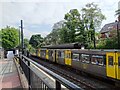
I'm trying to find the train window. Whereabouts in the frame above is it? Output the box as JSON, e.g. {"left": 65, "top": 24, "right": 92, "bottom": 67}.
{"left": 49, "top": 50, "right": 53, "bottom": 56}
{"left": 58, "top": 51, "right": 61, "bottom": 57}
{"left": 65, "top": 53, "right": 71, "bottom": 58}
{"left": 91, "top": 55, "right": 104, "bottom": 66}
{"left": 58, "top": 51, "right": 64, "bottom": 58}
{"left": 61, "top": 52, "right": 64, "bottom": 58}
{"left": 65, "top": 54, "right": 68, "bottom": 58}
{"left": 42, "top": 50, "right": 46, "bottom": 57}
{"left": 103, "top": 56, "right": 106, "bottom": 66}
{"left": 81, "top": 54, "right": 90, "bottom": 63}
{"left": 72, "top": 53, "right": 79, "bottom": 61}
{"left": 108, "top": 56, "right": 113, "bottom": 66}
{"left": 118, "top": 57, "right": 120, "bottom": 66}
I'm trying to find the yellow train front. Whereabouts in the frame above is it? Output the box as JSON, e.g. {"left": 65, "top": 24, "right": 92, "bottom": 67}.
{"left": 32, "top": 43, "right": 120, "bottom": 85}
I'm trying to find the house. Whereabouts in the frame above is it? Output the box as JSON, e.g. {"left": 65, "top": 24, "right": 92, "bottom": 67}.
{"left": 100, "top": 15, "right": 120, "bottom": 38}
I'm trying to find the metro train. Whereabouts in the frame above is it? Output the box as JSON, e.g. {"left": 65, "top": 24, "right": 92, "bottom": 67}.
{"left": 30, "top": 43, "right": 120, "bottom": 84}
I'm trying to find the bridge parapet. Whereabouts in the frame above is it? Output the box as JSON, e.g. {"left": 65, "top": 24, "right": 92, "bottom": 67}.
{"left": 17, "top": 54, "right": 82, "bottom": 90}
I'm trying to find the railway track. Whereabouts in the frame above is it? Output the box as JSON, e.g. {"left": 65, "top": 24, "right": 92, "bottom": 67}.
{"left": 30, "top": 56, "right": 115, "bottom": 89}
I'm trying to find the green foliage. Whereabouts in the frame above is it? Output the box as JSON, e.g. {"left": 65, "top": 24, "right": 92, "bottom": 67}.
{"left": 43, "top": 3, "right": 106, "bottom": 49}
{"left": 1, "top": 26, "right": 19, "bottom": 49}
{"left": 24, "top": 38, "right": 29, "bottom": 48}
{"left": 59, "top": 9, "right": 86, "bottom": 44}
{"left": 23, "top": 38, "right": 33, "bottom": 51}
{"left": 43, "top": 30, "right": 60, "bottom": 45}
{"left": 28, "top": 44, "right": 36, "bottom": 54}
{"left": 29, "top": 34, "right": 43, "bottom": 49}
{"left": 82, "top": 2, "right": 106, "bottom": 29}
{"left": 60, "top": 26, "right": 69, "bottom": 44}
{"left": 96, "top": 39, "right": 106, "bottom": 49}
{"left": 81, "top": 2, "right": 106, "bottom": 48}
{"left": 64, "top": 9, "right": 80, "bottom": 43}
{"left": 96, "top": 36, "right": 119, "bottom": 49}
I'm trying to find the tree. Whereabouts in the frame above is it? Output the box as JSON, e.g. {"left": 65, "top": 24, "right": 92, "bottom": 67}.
{"left": 61, "top": 9, "right": 90, "bottom": 46}
{"left": 43, "top": 21, "right": 65, "bottom": 45}
{"left": 82, "top": 3, "right": 106, "bottom": 29}
{"left": 60, "top": 26, "right": 69, "bottom": 43}
{"left": 64, "top": 9, "right": 81, "bottom": 43}
{"left": 1, "top": 26, "right": 19, "bottom": 49}
{"left": 81, "top": 3, "right": 106, "bottom": 48}
{"left": 29, "top": 34, "right": 43, "bottom": 49}
{"left": 24, "top": 38, "right": 33, "bottom": 51}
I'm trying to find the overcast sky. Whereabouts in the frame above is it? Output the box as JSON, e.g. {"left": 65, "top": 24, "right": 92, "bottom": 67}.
{"left": 0, "top": 0, "right": 120, "bottom": 39}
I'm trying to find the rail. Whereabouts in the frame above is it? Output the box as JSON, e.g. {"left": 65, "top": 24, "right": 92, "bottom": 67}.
{"left": 18, "top": 54, "right": 82, "bottom": 90}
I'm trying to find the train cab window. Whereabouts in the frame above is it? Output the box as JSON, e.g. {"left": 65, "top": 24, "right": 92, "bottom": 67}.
{"left": 91, "top": 55, "right": 104, "bottom": 66}
{"left": 72, "top": 53, "right": 79, "bottom": 61}
{"left": 118, "top": 57, "right": 120, "bottom": 67}
{"left": 81, "top": 54, "right": 90, "bottom": 63}
{"left": 108, "top": 56, "right": 113, "bottom": 66}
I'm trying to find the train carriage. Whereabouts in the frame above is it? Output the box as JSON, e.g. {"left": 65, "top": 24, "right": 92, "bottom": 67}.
{"left": 30, "top": 43, "right": 120, "bottom": 83}
{"left": 40, "top": 48, "right": 47, "bottom": 59}
{"left": 48, "top": 49, "right": 56, "bottom": 62}
{"left": 71, "top": 50, "right": 107, "bottom": 78}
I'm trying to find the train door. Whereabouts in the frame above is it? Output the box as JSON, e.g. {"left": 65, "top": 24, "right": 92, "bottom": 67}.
{"left": 56, "top": 50, "right": 58, "bottom": 63}
{"left": 68, "top": 50, "right": 71, "bottom": 65}
{"left": 65, "top": 50, "right": 71, "bottom": 66}
{"left": 116, "top": 52, "right": 120, "bottom": 80}
{"left": 65, "top": 50, "right": 68, "bottom": 65}
{"left": 46, "top": 50, "right": 49, "bottom": 60}
{"left": 106, "top": 52, "right": 116, "bottom": 79}
{"left": 53, "top": 50, "right": 56, "bottom": 62}
{"left": 38, "top": 49, "right": 40, "bottom": 57}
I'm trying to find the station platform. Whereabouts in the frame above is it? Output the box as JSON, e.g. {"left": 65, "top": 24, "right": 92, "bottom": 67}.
{"left": 0, "top": 58, "right": 22, "bottom": 89}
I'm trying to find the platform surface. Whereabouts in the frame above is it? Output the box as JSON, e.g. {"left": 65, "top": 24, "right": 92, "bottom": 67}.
{"left": 0, "top": 58, "right": 22, "bottom": 89}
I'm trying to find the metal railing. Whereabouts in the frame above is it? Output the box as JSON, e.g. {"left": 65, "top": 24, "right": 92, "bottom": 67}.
{"left": 18, "top": 54, "right": 82, "bottom": 90}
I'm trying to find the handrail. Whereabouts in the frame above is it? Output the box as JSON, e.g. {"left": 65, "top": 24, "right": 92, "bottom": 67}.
{"left": 22, "top": 55, "right": 82, "bottom": 90}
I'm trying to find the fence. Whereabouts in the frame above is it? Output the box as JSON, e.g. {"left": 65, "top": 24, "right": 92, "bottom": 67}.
{"left": 18, "top": 54, "right": 82, "bottom": 90}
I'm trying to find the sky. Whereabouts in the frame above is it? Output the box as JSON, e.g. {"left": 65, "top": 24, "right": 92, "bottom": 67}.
{"left": 0, "top": 0, "right": 120, "bottom": 39}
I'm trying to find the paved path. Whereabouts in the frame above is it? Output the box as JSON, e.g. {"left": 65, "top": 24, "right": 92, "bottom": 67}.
{"left": 0, "top": 58, "right": 22, "bottom": 89}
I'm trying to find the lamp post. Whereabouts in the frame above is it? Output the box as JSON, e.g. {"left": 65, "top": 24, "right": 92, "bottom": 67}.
{"left": 20, "top": 20, "right": 24, "bottom": 54}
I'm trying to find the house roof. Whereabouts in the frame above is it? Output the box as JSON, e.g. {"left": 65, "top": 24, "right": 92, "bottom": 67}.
{"left": 100, "top": 22, "right": 120, "bottom": 33}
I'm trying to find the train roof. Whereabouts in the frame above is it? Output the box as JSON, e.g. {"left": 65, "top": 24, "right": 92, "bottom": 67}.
{"left": 71, "top": 49, "right": 106, "bottom": 55}
{"left": 41, "top": 43, "right": 83, "bottom": 49}
{"left": 72, "top": 49, "right": 120, "bottom": 55}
